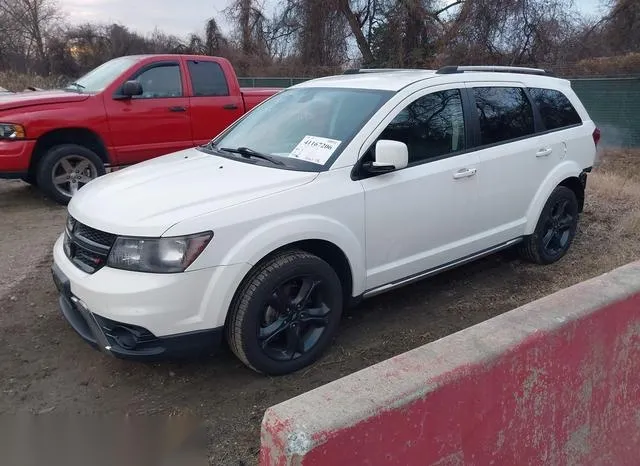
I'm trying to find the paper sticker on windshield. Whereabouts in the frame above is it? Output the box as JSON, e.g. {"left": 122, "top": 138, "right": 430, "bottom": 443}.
{"left": 290, "top": 136, "right": 342, "bottom": 165}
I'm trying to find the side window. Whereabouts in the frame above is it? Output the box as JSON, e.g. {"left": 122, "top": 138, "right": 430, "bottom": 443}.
{"left": 529, "top": 88, "right": 582, "bottom": 131}
{"left": 187, "top": 60, "right": 230, "bottom": 97}
{"left": 134, "top": 63, "right": 183, "bottom": 98}
{"left": 379, "top": 89, "right": 466, "bottom": 164}
{"left": 473, "top": 87, "right": 534, "bottom": 145}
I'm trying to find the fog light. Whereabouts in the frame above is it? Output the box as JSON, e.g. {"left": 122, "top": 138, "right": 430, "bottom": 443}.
{"left": 112, "top": 326, "right": 138, "bottom": 350}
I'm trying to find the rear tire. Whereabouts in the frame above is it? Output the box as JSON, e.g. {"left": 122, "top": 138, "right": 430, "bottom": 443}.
{"left": 519, "top": 186, "right": 579, "bottom": 265}
{"left": 226, "top": 250, "right": 343, "bottom": 375}
{"left": 36, "top": 144, "right": 105, "bottom": 205}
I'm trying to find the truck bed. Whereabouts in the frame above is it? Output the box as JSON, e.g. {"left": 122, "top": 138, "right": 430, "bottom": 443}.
{"left": 241, "top": 87, "right": 281, "bottom": 111}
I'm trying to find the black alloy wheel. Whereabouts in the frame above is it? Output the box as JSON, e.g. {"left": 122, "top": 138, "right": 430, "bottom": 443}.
{"left": 227, "top": 250, "right": 343, "bottom": 375}
{"left": 519, "top": 186, "right": 579, "bottom": 264}
{"left": 541, "top": 198, "right": 574, "bottom": 257}
{"left": 259, "top": 276, "right": 332, "bottom": 362}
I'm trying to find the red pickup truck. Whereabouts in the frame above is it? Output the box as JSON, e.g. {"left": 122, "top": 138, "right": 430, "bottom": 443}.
{"left": 0, "top": 54, "right": 279, "bottom": 203}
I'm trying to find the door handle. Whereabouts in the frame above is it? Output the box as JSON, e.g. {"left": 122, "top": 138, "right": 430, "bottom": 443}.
{"left": 223, "top": 104, "right": 239, "bottom": 110}
{"left": 536, "top": 148, "right": 553, "bottom": 157}
{"left": 169, "top": 106, "right": 187, "bottom": 112}
{"left": 453, "top": 168, "right": 477, "bottom": 179}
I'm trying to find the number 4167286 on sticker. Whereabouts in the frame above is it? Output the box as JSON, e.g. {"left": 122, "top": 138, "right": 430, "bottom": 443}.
{"left": 290, "top": 135, "right": 342, "bottom": 165}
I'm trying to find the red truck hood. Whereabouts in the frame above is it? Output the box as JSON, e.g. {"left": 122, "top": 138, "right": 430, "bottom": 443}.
{"left": 0, "top": 90, "right": 90, "bottom": 111}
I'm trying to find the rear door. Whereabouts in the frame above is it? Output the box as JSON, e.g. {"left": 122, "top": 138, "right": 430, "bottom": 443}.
{"left": 464, "top": 82, "right": 550, "bottom": 248}
{"left": 185, "top": 59, "right": 244, "bottom": 146}
{"left": 528, "top": 86, "right": 586, "bottom": 170}
{"left": 105, "top": 60, "right": 193, "bottom": 165}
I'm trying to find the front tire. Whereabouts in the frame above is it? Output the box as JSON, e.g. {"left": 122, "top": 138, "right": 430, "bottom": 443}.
{"left": 519, "top": 186, "right": 579, "bottom": 264}
{"left": 226, "top": 250, "right": 343, "bottom": 375}
{"left": 36, "top": 144, "right": 105, "bottom": 205}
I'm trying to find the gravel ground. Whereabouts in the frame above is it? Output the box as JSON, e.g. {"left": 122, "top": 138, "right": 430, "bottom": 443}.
{"left": 1, "top": 149, "right": 639, "bottom": 465}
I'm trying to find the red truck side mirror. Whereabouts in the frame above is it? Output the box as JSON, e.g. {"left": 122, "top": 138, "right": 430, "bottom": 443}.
{"left": 115, "top": 80, "right": 143, "bottom": 100}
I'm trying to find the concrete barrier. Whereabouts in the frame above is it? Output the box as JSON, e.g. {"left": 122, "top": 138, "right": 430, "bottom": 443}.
{"left": 260, "top": 260, "right": 640, "bottom": 465}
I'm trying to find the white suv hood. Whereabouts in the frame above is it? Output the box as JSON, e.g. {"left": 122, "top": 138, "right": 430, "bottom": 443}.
{"left": 68, "top": 148, "right": 318, "bottom": 237}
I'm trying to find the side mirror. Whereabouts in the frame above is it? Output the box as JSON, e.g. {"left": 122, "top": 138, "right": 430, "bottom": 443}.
{"left": 363, "top": 140, "right": 408, "bottom": 174}
{"left": 116, "top": 80, "right": 143, "bottom": 99}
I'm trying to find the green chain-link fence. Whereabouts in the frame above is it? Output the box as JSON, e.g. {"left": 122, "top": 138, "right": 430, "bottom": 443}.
{"left": 237, "top": 77, "right": 310, "bottom": 88}
{"left": 239, "top": 76, "right": 640, "bottom": 148}
{"left": 570, "top": 78, "right": 640, "bottom": 148}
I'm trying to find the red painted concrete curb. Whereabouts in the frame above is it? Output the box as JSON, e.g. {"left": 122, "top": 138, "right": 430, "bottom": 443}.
{"left": 260, "top": 261, "right": 640, "bottom": 465}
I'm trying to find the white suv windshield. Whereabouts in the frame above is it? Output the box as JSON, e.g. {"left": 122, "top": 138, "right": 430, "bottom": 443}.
{"left": 209, "top": 87, "right": 394, "bottom": 170}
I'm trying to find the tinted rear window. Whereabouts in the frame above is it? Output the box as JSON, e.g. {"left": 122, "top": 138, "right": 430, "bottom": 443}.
{"left": 529, "top": 88, "right": 582, "bottom": 131}
{"left": 187, "top": 60, "right": 229, "bottom": 97}
{"left": 473, "top": 87, "right": 535, "bottom": 146}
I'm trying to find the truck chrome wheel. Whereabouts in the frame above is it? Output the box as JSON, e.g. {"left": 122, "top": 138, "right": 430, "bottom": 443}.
{"left": 51, "top": 155, "right": 99, "bottom": 197}
{"left": 37, "top": 144, "right": 106, "bottom": 205}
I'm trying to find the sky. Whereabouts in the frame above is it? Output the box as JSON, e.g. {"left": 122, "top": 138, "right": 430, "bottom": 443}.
{"left": 60, "top": 0, "right": 606, "bottom": 38}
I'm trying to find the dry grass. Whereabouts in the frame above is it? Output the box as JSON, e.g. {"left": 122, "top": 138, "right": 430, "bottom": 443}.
{"left": 571, "top": 147, "right": 640, "bottom": 274}
{"left": 0, "top": 71, "right": 66, "bottom": 92}
{"left": 571, "top": 53, "right": 640, "bottom": 77}
{"left": 589, "top": 171, "right": 640, "bottom": 236}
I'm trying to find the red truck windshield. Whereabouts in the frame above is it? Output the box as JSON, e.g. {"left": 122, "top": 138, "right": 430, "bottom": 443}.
{"left": 64, "top": 56, "right": 141, "bottom": 93}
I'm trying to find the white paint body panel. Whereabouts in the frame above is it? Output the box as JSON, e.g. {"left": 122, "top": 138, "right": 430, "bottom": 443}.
{"left": 53, "top": 70, "right": 598, "bottom": 338}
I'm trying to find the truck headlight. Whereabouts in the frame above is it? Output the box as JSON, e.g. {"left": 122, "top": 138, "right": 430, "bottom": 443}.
{"left": 107, "top": 232, "right": 213, "bottom": 273}
{"left": 0, "top": 123, "right": 26, "bottom": 139}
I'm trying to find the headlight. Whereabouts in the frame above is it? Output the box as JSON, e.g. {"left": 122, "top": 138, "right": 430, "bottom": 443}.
{"left": 0, "top": 123, "right": 26, "bottom": 139}
{"left": 107, "top": 231, "right": 213, "bottom": 273}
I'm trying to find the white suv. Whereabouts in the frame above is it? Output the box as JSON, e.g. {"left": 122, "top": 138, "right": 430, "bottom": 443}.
{"left": 51, "top": 66, "right": 599, "bottom": 375}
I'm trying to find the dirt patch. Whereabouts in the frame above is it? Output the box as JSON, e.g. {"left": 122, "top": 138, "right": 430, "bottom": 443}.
{"left": 1, "top": 149, "right": 639, "bottom": 465}
{"left": 0, "top": 180, "right": 65, "bottom": 299}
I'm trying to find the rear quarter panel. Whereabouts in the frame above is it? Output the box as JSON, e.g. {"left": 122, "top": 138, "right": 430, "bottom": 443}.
{"left": 522, "top": 79, "right": 597, "bottom": 234}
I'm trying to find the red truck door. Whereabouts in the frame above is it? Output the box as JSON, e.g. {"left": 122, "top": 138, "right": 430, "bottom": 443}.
{"left": 185, "top": 59, "right": 244, "bottom": 146}
{"left": 104, "top": 60, "right": 193, "bottom": 165}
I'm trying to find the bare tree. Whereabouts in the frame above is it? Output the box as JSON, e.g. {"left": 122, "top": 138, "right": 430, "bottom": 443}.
{"left": 0, "top": 0, "right": 63, "bottom": 73}
{"left": 338, "top": 0, "right": 375, "bottom": 65}
{"left": 224, "top": 0, "right": 268, "bottom": 56}
{"left": 603, "top": 0, "right": 640, "bottom": 53}
{"left": 438, "top": 0, "right": 578, "bottom": 66}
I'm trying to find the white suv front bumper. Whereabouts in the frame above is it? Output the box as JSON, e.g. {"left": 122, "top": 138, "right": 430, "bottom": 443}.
{"left": 51, "top": 234, "right": 250, "bottom": 360}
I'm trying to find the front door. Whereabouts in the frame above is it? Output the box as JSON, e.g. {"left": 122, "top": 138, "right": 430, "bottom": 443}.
{"left": 360, "top": 86, "right": 483, "bottom": 291}
{"left": 105, "top": 60, "right": 193, "bottom": 165}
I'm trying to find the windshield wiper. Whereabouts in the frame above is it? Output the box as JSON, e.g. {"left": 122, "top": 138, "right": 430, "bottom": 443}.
{"left": 220, "top": 147, "right": 285, "bottom": 166}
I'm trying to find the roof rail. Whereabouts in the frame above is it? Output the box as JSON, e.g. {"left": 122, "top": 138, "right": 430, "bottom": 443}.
{"left": 343, "top": 68, "right": 420, "bottom": 75}
{"left": 436, "top": 65, "right": 555, "bottom": 76}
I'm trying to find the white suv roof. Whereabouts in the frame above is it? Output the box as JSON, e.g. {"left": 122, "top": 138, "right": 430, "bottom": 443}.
{"left": 299, "top": 66, "right": 571, "bottom": 91}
